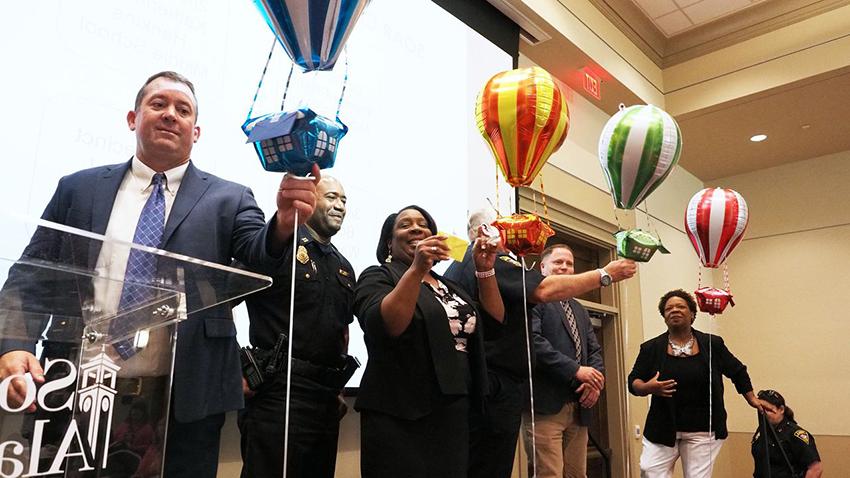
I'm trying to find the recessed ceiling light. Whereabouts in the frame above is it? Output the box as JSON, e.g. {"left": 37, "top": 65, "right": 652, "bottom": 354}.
{"left": 750, "top": 134, "right": 767, "bottom": 142}
{"left": 801, "top": 124, "right": 811, "bottom": 130}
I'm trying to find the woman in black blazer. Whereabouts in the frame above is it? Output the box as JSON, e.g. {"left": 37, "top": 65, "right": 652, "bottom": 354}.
{"left": 354, "top": 205, "right": 503, "bottom": 478}
{"left": 628, "top": 289, "right": 762, "bottom": 478}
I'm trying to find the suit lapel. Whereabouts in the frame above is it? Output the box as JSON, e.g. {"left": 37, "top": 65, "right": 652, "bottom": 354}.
{"left": 571, "top": 300, "right": 588, "bottom": 362}
{"left": 160, "top": 162, "right": 210, "bottom": 248}
{"left": 88, "top": 160, "right": 131, "bottom": 268}
{"left": 91, "top": 160, "right": 132, "bottom": 236}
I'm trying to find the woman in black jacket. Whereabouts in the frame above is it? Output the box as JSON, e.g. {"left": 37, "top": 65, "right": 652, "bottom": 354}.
{"left": 628, "top": 289, "right": 762, "bottom": 478}
{"left": 354, "top": 205, "right": 503, "bottom": 478}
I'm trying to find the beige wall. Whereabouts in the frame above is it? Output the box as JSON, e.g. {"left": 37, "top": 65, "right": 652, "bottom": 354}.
{"left": 703, "top": 150, "right": 850, "bottom": 476}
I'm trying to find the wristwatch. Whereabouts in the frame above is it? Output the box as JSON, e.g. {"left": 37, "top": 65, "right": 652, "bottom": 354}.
{"left": 597, "top": 268, "right": 612, "bottom": 287}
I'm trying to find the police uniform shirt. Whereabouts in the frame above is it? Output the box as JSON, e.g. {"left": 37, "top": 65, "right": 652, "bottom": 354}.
{"left": 244, "top": 225, "right": 355, "bottom": 367}
{"left": 446, "top": 249, "right": 543, "bottom": 379}
{"left": 752, "top": 418, "right": 820, "bottom": 478}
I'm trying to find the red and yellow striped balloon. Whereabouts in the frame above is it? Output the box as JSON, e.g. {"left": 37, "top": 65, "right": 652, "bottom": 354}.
{"left": 476, "top": 67, "right": 570, "bottom": 187}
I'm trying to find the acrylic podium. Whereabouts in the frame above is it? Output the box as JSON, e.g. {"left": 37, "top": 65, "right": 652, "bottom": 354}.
{"left": 0, "top": 216, "right": 272, "bottom": 477}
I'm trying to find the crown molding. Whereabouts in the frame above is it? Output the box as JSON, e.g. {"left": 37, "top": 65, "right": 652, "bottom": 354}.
{"left": 588, "top": 0, "right": 850, "bottom": 69}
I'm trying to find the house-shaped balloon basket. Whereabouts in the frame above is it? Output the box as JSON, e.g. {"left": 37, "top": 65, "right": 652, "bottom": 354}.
{"left": 695, "top": 287, "right": 734, "bottom": 315}
{"left": 615, "top": 228, "right": 670, "bottom": 262}
{"left": 242, "top": 108, "right": 348, "bottom": 176}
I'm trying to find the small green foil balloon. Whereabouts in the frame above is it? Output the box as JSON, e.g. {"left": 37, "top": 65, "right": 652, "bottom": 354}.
{"left": 615, "top": 229, "right": 669, "bottom": 262}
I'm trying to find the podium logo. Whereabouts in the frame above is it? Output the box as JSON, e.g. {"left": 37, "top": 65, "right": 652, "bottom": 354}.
{"left": 0, "top": 352, "right": 120, "bottom": 476}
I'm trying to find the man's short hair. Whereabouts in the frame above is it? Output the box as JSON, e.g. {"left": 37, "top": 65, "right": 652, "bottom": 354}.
{"left": 540, "top": 243, "right": 574, "bottom": 262}
{"left": 466, "top": 209, "right": 496, "bottom": 240}
{"left": 134, "top": 71, "right": 198, "bottom": 117}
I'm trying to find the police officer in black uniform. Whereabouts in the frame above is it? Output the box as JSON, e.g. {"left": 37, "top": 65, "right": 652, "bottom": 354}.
{"left": 444, "top": 209, "right": 636, "bottom": 478}
{"left": 752, "top": 389, "right": 822, "bottom": 478}
{"left": 238, "top": 176, "right": 357, "bottom": 478}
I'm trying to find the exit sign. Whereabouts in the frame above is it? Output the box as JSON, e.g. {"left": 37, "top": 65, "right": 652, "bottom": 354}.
{"left": 583, "top": 70, "right": 601, "bottom": 100}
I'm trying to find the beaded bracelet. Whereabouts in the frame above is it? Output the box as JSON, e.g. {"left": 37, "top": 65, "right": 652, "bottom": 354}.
{"left": 475, "top": 269, "right": 496, "bottom": 279}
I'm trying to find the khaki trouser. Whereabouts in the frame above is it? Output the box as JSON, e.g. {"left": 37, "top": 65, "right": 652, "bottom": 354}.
{"left": 522, "top": 402, "right": 588, "bottom": 478}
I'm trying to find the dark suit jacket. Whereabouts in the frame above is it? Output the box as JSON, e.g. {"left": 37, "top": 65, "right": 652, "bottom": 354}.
{"left": 353, "top": 260, "right": 488, "bottom": 420}
{"left": 627, "top": 328, "right": 753, "bottom": 446}
{"left": 5, "top": 159, "right": 282, "bottom": 422}
{"left": 531, "top": 299, "right": 603, "bottom": 425}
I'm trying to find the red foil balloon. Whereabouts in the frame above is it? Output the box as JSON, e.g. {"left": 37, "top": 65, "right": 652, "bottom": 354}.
{"left": 694, "top": 287, "right": 735, "bottom": 315}
{"left": 492, "top": 214, "right": 554, "bottom": 256}
{"left": 685, "top": 188, "right": 749, "bottom": 268}
{"left": 475, "top": 67, "right": 570, "bottom": 187}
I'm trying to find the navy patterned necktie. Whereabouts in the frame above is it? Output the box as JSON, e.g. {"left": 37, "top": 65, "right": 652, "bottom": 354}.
{"left": 560, "top": 300, "right": 582, "bottom": 363}
{"left": 111, "top": 173, "right": 166, "bottom": 359}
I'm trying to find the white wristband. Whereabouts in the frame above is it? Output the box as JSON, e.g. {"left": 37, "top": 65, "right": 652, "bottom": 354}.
{"left": 475, "top": 269, "right": 496, "bottom": 279}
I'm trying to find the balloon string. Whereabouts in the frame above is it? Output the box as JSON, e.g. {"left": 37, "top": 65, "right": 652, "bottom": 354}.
{"left": 280, "top": 61, "right": 295, "bottom": 111}
{"left": 246, "top": 38, "right": 277, "bottom": 123}
{"left": 538, "top": 173, "right": 550, "bottom": 225}
{"left": 335, "top": 48, "right": 349, "bottom": 120}
{"left": 697, "top": 265, "right": 702, "bottom": 289}
{"left": 532, "top": 190, "right": 539, "bottom": 216}
{"left": 495, "top": 170, "right": 501, "bottom": 216}
{"left": 521, "top": 256, "right": 538, "bottom": 478}
{"left": 644, "top": 196, "right": 660, "bottom": 239}
{"left": 705, "top": 320, "right": 717, "bottom": 468}
{"left": 723, "top": 263, "right": 730, "bottom": 291}
{"left": 283, "top": 208, "right": 299, "bottom": 478}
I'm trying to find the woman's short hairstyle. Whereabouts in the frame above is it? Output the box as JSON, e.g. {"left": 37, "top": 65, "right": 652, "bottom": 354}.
{"left": 758, "top": 389, "right": 795, "bottom": 421}
{"left": 658, "top": 289, "right": 698, "bottom": 317}
{"left": 375, "top": 205, "right": 438, "bottom": 263}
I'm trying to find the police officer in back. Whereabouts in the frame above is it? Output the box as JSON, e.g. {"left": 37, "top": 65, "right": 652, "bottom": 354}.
{"left": 752, "top": 389, "right": 823, "bottom": 478}
{"left": 238, "top": 175, "right": 358, "bottom": 478}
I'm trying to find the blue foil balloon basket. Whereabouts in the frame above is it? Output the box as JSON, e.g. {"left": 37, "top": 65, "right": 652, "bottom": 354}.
{"left": 242, "top": 108, "right": 348, "bottom": 176}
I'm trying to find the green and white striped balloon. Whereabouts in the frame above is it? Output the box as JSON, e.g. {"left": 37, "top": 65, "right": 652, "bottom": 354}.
{"left": 598, "top": 104, "right": 682, "bottom": 210}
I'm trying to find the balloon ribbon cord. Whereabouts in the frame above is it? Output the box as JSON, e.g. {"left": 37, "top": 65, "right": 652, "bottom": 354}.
{"left": 247, "top": 38, "right": 277, "bottom": 123}
{"left": 521, "top": 257, "right": 538, "bottom": 477}
{"left": 283, "top": 209, "right": 298, "bottom": 478}
{"left": 335, "top": 49, "right": 350, "bottom": 120}
{"left": 539, "top": 174, "right": 550, "bottom": 225}
{"left": 280, "top": 61, "right": 295, "bottom": 112}
{"left": 708, "top": 313, "right": 715, "bottom": 476}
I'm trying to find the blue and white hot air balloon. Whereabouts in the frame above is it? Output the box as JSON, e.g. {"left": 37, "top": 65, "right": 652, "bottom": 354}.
{"left": 253, "top": 0, "right": 371, "bottom": 72}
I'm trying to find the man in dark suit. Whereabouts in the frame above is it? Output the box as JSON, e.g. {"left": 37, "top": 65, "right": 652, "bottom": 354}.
{"left": 524, "top": 244, "right": 604, "bottom": 478}
{"left": 0, "top": 71, "right": 319, "bottom": 477}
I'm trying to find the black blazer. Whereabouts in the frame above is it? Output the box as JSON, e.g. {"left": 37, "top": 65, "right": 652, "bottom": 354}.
{"left": 1, "top": 160, "right": 283, "bottom": 422}
{"left": 354, "top": 260, "right": 488, "bottom": 420}
{"left": 627, "top": 328, "right": 753, "bottom": 446}
{"left": 531, "top": 299, "right": 603, "bottom": 425}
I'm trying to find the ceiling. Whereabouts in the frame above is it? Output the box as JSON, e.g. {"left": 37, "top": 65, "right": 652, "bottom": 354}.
{"left": 631, "top": 0, "right": 767, "bottom": 37}
{"left": 492, "top": 0, "right": 850, "bottom": 181}
{"left": 588, "top": 0, "right": 850, "bottom": 67}
{"left": 676, "top": 66, "right": 850, "bottom": 180}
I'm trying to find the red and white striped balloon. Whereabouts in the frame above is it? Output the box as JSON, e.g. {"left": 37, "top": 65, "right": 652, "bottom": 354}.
{"left": 685, "top": 188, "right": 749, "bottom": 268}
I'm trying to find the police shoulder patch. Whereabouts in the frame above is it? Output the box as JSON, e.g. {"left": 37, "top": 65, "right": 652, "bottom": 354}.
{"left": 794, "top": 429, "right": 810, "bottom": 445}
{"left": 499, "top": 256, "right": 521, "bottom": 267}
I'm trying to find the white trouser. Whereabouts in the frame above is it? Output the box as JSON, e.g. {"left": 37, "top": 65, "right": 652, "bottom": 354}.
{"left": 640, "top": 432, "right": 724, "bottom": 478}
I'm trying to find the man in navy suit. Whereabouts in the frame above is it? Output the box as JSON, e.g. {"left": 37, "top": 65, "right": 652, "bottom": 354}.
{"left": 0, "top": 71, "right": 320, "bottom": 477}
{"left": 524, "top": 244, "right": 604, "bottom": 478}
